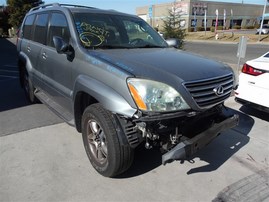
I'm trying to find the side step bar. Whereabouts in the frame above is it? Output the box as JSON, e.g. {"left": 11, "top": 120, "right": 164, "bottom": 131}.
{"left": 35, "top": 90, "right": 75, "bottom": 126}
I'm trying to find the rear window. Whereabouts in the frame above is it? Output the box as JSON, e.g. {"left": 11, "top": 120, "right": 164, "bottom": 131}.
{"left": 264, "top": 53, "right": 269, "bottom": 58}
{"left": 23, "top": 14, "right": 35, "bottom": 40}
{"left": 33, "top": 13, "right": 49, "bottom": 45}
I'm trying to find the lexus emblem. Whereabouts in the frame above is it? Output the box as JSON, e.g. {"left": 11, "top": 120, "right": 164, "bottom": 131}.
{"left": 213, "top": 85, "right": 224, "bottom": 96}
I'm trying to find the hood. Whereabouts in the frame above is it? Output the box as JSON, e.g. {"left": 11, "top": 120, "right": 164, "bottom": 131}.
{"left": 90, "top": 48, "right": 233, "bottom": 84}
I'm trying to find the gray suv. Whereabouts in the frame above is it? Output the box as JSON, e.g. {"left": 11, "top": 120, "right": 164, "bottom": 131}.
{"left": 17, "top": 3, "right": 239, "bottom": 177}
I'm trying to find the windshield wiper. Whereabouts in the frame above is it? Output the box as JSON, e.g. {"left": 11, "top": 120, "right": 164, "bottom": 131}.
{"left": 95, "top": 45, "right": 131, "bottom": 49}
{"left": 137, "top": 44, "right": 165, "bottom": 48}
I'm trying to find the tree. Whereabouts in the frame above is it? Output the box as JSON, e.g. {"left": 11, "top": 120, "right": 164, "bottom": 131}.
{"left": 0, "top": 6, "right": 10, "bottom": 35}
{"left": 6, "top": 0, "right": 43, "bottom": 28}
{"left": 162, "top": 1, "right": 186, "bottom": 49}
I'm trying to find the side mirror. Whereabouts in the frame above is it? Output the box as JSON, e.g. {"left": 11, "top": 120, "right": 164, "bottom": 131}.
{"left": 166, "top": 38, "right": 182, "bottom": 49}
{"left": 53, "top": 36, "right": 69, "bottom": 54}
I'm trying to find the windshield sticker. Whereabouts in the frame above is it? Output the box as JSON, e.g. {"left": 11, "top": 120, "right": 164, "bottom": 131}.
{"left": 76, "top": 22, "right": 109, "bottom": 47}
{"left": 79, "top": 32, "right": 103, "bottom": 47}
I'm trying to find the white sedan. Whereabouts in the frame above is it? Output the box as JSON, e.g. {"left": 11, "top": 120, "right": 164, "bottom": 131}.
{"left": 235, "top": 52, "right": 269, "bottom": 111}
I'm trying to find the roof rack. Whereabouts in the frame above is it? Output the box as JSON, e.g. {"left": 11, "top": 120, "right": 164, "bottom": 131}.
{"left": 29, "top": 3, "right": 97, "bottom": 12}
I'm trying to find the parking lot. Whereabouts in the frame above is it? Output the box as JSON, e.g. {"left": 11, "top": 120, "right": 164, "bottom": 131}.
{"left": 0, "top": 38, "right": 268, "bottom": 201}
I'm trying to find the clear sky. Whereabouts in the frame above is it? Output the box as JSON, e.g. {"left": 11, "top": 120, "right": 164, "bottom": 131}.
{"left": 0, "top": 0, "right": 266, "bottom": 14}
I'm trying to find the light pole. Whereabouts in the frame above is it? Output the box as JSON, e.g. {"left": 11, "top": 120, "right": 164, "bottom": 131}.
{"left": 258, "top": 0, "right": 268, "bottom": 41}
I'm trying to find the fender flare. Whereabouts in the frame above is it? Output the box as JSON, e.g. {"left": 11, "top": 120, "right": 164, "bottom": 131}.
{"left": 73, "top": 75, "right": 137, "bottom": 118}
{"left": 18, "top": 52, "right": 34, "bottom": 75}
{"left": 18, "top": 52, "right": 33, "bottom": 86}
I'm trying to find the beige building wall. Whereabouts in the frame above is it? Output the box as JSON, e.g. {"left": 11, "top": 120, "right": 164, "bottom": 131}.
{"left": 136, "top": 0, "right": 268, "bottom": 31}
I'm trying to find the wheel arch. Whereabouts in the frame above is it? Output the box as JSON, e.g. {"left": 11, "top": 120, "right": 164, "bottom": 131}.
{"left": 18, "top": 53, "right": 27, "bottom": 87}
{"left": 73, "top": 75, "right": 137, "bottom": 132}
{"left": 74, "top": 91, "right": 98, "bottom": 132}
{"left": 17, "top": 52, "right": 33, "bottom": 87}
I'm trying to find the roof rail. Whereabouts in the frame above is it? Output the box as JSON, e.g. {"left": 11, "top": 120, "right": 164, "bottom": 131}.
{"left": 29, "top": 3, "right": 96, "bottom": 12}
{"left": 59, "top": 4, "right": 97, "bottom": 9}
{"left": 29, "top": 3, "right": 60, "bottom": 12}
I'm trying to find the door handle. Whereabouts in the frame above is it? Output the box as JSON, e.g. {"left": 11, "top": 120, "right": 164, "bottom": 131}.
{"left": 42, "top": 52, "right": 47, "bottom": 59}
{"left": 27, "top": 46, "right": 31, "bottom": 52}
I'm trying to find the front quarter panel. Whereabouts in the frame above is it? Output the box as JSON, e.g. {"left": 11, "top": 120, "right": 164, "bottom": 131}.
{"left": 73, "top": 75, "right": 137, "bottom": 117}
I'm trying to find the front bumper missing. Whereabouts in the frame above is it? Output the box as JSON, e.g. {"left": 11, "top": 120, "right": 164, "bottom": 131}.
{"left": 162, "top": 114, "right": 239, "bottom": 165}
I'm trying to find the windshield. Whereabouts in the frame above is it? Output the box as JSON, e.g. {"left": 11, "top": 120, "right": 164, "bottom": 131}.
{"left": 72, "top": 12, "right": 167, "bottom": 49}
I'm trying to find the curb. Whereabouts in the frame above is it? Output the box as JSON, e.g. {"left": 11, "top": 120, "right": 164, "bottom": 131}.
{"left": 185, "top": 39, "right": 269, "bottom": 45}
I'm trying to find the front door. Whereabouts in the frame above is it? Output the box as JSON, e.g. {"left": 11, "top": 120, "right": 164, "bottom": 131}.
{"left": 38, "top": 12, "right": 73, "bottom": 113}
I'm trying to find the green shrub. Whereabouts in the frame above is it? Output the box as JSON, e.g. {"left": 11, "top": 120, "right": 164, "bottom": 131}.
{"left": 210, "top": 26, "right": 223, "bottom": 32}
{"left": 242, "top": 25, "right": 254, "bottom": 29}
{"left": 188, "top": 27, "right": 209, "bottom": 32}
{"left": 254, "top": 24, "right": 261, "bottom": 29}
{"left": 196, "top": 27, "right": 204, "bottom": 31}
{"left": 188, "top": 27, "right": 194, "bottom": 32}
{"left": 210, "top": 26, "right": 215, "bottom": 32}
{"left": 233, "top": 25, "right": 241, "bottom": 29}
{"left": 246, "top": 25, "right": 254, "bottom": 29}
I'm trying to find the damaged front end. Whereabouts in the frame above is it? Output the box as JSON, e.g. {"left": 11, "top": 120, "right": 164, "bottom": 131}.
{"left": 119, "top": 104, "right": 239, "bottom": 165}
{"left": 161, "top": 112, "right": 239, "bottom": 165}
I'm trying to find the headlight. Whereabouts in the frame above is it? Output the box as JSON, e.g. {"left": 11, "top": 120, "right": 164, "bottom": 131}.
{"left": 127, "top": 78, "right": 190, "bottom": 112}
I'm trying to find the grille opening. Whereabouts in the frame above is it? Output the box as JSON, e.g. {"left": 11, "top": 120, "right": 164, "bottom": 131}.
{"left": 184, "top": 73, "right": 234, "bottom": 108}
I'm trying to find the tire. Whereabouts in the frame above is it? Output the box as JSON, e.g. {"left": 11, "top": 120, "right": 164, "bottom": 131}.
{"left": 22, "top": 69, "right": 37, "bottom": 103}
{"left": 82, "top": 103, "right": 134, "bottom": 177}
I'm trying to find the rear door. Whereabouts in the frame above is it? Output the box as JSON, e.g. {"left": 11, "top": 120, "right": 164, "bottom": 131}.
{"left": 20, "top": 13, "right": 48, "bottom": 88}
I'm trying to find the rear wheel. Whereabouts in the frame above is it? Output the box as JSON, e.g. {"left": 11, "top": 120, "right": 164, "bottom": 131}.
{"left": 22, "top": 70, "right": 37, "bottom": 103}
{"left": 82, "top": 103, "right": 134, "bottom": 177}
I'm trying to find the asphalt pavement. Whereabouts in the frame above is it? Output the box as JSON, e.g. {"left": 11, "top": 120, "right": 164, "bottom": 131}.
{"left": 0, "top": 38, "right": 63, "bottom": 136}
{"left": 1, "top": 97, "right": 269, "bottom": 201}
{"left": 0, "top": 38, "right": 268, "bottom": 202}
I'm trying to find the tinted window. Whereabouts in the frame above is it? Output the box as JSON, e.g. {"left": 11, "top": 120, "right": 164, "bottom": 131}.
{"left": 33, "top": 13, "right": 49, "bottom": 44}
{"left": 48, "top": 13, "right": 70, "bottom": 47}
{"left": 23, "top": 14, "right": 35, "bottom": 40}
{"left": 264, "top": 53, "right": 269, "bottom": 58}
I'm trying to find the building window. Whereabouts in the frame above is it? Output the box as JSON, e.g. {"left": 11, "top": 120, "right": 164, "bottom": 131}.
{"left": 191, "top": 19, "right": 197, "bottom": 27}
{"left": 231, "top": 19, "right": 242, "bottom": 27}
{"left": 212, "top": 20, "right": 224, "bottom": 27}
{"left": 192, "top": 3, "right": 207, "bottom": 16}
{"left": 202, "top": 19, "right": 208, "bottom": 28}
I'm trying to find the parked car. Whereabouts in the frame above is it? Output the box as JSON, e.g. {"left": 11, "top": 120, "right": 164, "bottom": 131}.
{"left": 235, "top": 52, "right": 269, "bottom": 112}
{"left": 256, "top": 25, "right": 269, "bottom": 34}
{"left": 17, "top": 3, "right": 238, "bottom": 177}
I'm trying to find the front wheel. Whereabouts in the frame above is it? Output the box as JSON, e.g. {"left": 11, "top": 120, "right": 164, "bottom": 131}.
{"left": 82, "top": 103, "right": 134, "bottom": 177}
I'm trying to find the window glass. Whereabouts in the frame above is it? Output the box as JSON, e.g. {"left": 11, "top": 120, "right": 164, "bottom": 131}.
{"left": 33, "top": 13, "right": 49, "bottom": 44}
{"left": 123, "top": 20, "right": 154, "bottom": 43}
{"left": 48, "top": 13, "right": 70, "bottom": 47}
{"left": 73, "top": 13, "right": 166, "bottom": 49}
{"left": 23, "top": 14, "right": 35, "bottom": 40}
